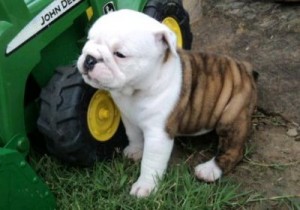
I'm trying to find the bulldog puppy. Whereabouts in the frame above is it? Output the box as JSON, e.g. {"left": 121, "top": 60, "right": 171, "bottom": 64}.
{"left": 77, "top": 9, "right": 257, "bottom": 198}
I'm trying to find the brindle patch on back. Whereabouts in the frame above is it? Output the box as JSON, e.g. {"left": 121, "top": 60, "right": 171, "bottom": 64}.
{"left": 165, "top": 49, "right": 257, "bottom": 139}
{"left": 165, "top": 49, "right": 257, "bottom": 176}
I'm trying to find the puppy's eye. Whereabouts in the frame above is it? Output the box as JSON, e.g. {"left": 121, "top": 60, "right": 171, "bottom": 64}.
{"left": 114, "top": 51, "right": 126, "bottom": 58}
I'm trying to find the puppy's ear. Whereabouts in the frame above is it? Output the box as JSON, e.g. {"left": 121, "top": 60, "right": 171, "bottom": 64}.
{"left": 154, "top": 29, "right": 178, "bottom": 57}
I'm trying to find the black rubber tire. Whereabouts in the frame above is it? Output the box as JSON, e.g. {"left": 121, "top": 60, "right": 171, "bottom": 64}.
{"left": 144, "top": 0, "right": 193, "bottom": 50}
{"left": 37, "top": 66, "right": 127, "bottom": 166}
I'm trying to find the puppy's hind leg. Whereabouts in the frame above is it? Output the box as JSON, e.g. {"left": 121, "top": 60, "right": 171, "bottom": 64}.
{"left": 122, "top": 116, "right": 144, "bottom": 162}
{"left": 195, "top": 157, "right": 222, "bottom": 182}
{"left": 195, "top": 110, "right": 251, "bottom": 182}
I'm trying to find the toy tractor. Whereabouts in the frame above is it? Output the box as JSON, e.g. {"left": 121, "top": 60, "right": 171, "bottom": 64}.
{"left": 0, "top": 0, "right": 192, "bottom": 208}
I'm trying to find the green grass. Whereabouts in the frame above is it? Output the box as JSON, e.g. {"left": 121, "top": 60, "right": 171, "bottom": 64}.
{"left": 30, "top": 153, "right": 250, "bottom": 210}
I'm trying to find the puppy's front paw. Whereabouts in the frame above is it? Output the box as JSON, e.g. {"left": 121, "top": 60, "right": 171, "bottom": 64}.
{"left": 130, "top": 180, "right": 156, "bottom": 198}
{"left": 195, "top": 158, "right": 222, "bottom": 182}
{"left": 123, "top": 145, "right": 143, "bottom": 161}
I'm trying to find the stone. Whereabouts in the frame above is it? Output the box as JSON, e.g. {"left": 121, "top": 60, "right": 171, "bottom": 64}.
{"left": 286, "top": 128, "right": 298, "bottom": 137}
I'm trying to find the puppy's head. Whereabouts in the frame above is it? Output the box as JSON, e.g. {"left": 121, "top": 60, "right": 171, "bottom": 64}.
{"left": 77, "top": 9, "right": 177, "bottom": 91}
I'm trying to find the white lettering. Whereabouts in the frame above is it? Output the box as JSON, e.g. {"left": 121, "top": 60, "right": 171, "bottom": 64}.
{"left": 6, "top": 0, "right": 82, "bottom": 54}
{"left": 61, "top": 0, "right": 77, "bottom": 9}
{"left": 40, "top": 6, "right": 61, "bottom": 26}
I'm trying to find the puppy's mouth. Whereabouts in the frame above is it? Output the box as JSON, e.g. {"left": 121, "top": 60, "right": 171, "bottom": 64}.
{"left": 81, "top": 73, "right": 115, "bottom": 91}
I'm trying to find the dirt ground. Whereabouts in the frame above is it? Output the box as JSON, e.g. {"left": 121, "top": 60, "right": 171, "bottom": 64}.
{"left": 180, "top": 0, "right": 300, "bottom": 209}
{"left": 232, "top": 114, "right": 300, "bottom": 209}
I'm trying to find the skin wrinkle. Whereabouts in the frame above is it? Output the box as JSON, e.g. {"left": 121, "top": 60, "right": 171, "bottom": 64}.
{"left": 204, "top": 61, "right": 223, "bottom": 127}
{"left": 180, "top": 54, "right": 193, "bottom": 132}
{"left": 219, "top": 61, "right": 252, "bottom": 124}
{"left": 208, "top": 59, "right": 232, "bottom": 127}
{"left": 185, "top": 53, "right": 201, "bottom": 132}
{"left": 189, "top": 55, "right": 204, "bottom": 132}
{"left": 194, "top": 65, "right": 207, "bottom": 131}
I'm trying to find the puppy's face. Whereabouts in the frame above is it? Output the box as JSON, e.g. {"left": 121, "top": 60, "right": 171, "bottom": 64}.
{"left": 77, "top": 10, "right": 177, "bottom": 91}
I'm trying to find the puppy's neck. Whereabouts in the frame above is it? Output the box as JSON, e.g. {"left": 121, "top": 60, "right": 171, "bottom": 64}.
{"left": 120, "top": 86, "right": 139, "bottom": 96}
{"left": 136, "top": 55, "right": 181, "bottom": 94}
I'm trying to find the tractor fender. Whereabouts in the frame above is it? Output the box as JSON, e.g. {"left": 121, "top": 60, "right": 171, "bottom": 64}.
{"left": 114, "top": 0, "right": 148, "bottom": 11}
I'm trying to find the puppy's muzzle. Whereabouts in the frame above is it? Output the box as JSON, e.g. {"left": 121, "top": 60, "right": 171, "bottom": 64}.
{"left": 84, "top": 55, "right": 103, "bottom": 72}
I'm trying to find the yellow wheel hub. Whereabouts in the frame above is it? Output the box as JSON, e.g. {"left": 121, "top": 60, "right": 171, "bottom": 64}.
{"left": 162, "top": 17, "right": 183, "bottom": 48}
{"left": 87, "top": 90, "right": 120, "bottom": 142}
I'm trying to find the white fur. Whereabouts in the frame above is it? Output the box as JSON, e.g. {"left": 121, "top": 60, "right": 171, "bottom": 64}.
{"left": 110, "top": 45, "right": 181, "bottom": 197}
{"left": 179, "top": 128, "right": 212, "bottom": 137}
{"left": 195, "top": 158, "right": 222, "bottom": 182}
{"left": 122, "top": 116, "right": 144, "bottom": 162}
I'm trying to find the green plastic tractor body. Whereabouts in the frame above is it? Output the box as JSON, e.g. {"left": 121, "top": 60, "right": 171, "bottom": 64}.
{"left": 0, "top": 0, "right": 147, "bottom": 208}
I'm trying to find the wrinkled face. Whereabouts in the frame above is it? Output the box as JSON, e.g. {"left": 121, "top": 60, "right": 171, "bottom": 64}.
{"left": 77, "top": 9, "right": 177, "bottom": 91}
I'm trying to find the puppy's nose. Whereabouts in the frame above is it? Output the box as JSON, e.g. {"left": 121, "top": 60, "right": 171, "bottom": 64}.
{"left": 84, "top": 55, "right": 98, "bottom": 71}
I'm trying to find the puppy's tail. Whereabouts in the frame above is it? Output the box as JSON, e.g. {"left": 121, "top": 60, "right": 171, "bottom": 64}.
{"left": 242, "top": 61, "right": 259, "bottom": 82}
{"left": 252, "top": 71, "right": 259, "bottom": 82}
